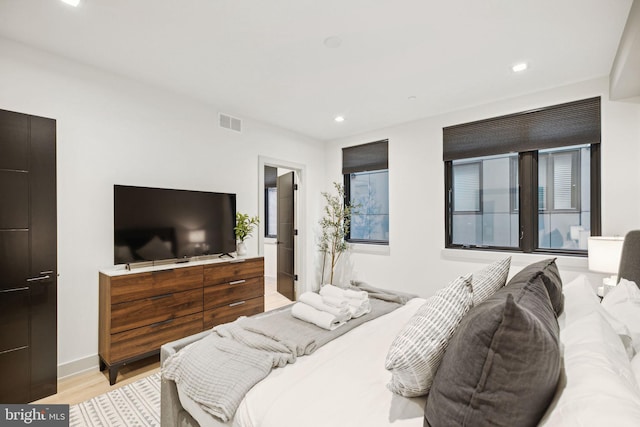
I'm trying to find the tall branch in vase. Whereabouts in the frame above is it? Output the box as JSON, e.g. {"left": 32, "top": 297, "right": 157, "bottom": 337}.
{"left": 318, "top": 182, "right": 356, "bottom": 285}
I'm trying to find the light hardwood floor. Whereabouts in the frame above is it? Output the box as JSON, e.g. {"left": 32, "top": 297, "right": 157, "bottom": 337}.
{"left": 34, "top": 276, "right": 291, "bottom": 405}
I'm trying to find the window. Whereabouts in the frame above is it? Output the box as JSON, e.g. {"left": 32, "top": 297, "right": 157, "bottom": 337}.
{"left": 451, "top": 154, "right": 519, "bottom": 248}
{"left": 343, "top": 140, "right": 389, "bottom": 245}
{"left": 444, "top": 97, "right": 601, "bottom": 255}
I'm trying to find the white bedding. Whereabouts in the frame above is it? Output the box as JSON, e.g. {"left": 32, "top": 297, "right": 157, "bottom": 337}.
{"left": 178, "top": 275, "right": 640, "bottom": 427}
{"left": 180, "top": 298, "right": 428, "bottom": 427}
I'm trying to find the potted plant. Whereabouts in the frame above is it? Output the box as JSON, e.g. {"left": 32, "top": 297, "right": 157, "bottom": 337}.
{"left": 235, "top": 212, "right": 259, "bottom": 256}
{"left": 318, "top": 182, "right": 357, "bottom": 284}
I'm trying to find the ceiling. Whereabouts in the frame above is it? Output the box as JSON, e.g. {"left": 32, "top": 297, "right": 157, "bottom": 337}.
{"left": 0, "top": 0, "right": 633, "bottom": 141}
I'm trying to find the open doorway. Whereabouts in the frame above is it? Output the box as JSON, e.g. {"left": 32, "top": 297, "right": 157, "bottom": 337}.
{"left": 258, "top": 157, "right": 305, "bottom": 307}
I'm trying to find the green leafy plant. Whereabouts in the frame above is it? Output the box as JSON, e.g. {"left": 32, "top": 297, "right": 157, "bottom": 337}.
{"left": 235, "top": 212, "right": 260, "bottom": 242}
{"left": 318, "top": 182, "right": 357, "bottom": 284}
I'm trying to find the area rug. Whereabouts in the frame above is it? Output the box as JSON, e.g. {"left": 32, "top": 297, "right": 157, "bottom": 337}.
{"left": 70, "top": 372, "right": 161, "bottom": 427}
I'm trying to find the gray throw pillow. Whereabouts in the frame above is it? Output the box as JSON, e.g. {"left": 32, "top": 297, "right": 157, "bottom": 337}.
{"left": 507, "top": 258, "right": 564, "bottom": 316}
{"left": 424, "top": 274, "right": 561, "bottom": 427}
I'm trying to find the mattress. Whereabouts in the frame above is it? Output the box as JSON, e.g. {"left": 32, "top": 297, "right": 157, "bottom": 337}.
{"left": 178, "top": 297, "right": 428, "bottom": 427}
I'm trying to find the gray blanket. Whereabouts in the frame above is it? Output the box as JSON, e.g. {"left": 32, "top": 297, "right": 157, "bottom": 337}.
{"left": 162, "top": 297, "right": 402, "bottom": 422}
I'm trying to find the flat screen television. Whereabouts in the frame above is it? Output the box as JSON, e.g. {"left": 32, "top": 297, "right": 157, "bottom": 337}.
{"left": 114, "top": 185, "right": 237, "bottom": 265}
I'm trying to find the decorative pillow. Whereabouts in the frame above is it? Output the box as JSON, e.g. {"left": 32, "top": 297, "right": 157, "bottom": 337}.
{"left": 507, "top": 258, "right": 564, "bottom": 316}
{"left": 385, "top": 274, "right": 473, "bottom": 397}
{"left": 425, "top": 274, "right": 561, "bottom": 427}
{"left": 136, "top": 235, "right": 174, "bottom": 261}
{"left": 471, "top": 256, "right": 511, "bottom": 306}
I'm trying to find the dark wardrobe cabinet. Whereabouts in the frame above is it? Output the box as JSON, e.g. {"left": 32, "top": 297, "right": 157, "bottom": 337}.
{"left": 0, "top": 109, "right": 57, "bottom": 403}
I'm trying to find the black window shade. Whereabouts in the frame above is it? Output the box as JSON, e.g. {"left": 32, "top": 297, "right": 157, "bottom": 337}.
{"left": 342, "top": 139, "right": 389, "bottom": 174}
{"left": 443, "top": 97, "right": 601, "bottom": 161}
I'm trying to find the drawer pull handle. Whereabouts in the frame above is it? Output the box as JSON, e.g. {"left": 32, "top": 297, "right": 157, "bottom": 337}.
{"left": 149, "top": 293, "right": 173, "bottom": 301}
{"left": 26, "top": 275, "right": 50, "bottom": 282}
{"left": 229, "top": 301, "right": 246, "bottom": 307}
{"left": 229, "top": 280, "right": 246, "bottom": 285}
{"left": 151, "top": 318, "right": 174, "bottom": 328}
{"left": 1, "top": 286, "right": 29, "bottom": 294}
{"left": 152, "top": 269, "right": 174, "bottom": 274}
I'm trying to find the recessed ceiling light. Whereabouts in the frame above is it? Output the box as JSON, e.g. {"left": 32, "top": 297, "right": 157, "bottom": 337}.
{"left": 512, "top": 62, "right": 528, "bottom": 73}
{"left": 61, "top": 0, "right": 80, "bottom": 6}
{"left": 324, "top": 36, "right": 343, "bottom": 49}
{"left": 334, "top": 116, "right": 345, "bottom": 123}
{"left": 408, "top": 96, "right": 417, "bottom": 101}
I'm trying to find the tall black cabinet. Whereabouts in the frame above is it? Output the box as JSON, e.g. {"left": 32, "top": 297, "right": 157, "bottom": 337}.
{"left": 0, "top": 109, "right": 57, "bottom": 403}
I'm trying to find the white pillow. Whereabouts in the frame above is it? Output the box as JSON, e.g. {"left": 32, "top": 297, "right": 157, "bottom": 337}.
{"left": 602, "top": 279, "right": 640, "bottom": 354}
{"left": 471, "top": 256, "right": 511, "bottom": 306}
{"left": 540, "top": 276, "right": 640, "bottom": 426}
{"left": 385, "top": 274, "right": 473, "bottom": 397}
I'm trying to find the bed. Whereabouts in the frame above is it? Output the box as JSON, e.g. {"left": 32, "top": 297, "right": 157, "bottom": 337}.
{"left": 160, "top": 232, "right": 640, "bottom": 426}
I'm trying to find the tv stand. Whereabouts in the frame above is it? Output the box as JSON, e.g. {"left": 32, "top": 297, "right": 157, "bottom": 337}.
{"left": 219, "top": 252, "right": 234, "bottom": 259}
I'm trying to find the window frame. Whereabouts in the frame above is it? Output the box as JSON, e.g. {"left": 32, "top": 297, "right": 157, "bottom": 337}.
{"left": 342, "top": 139, "right": 389, "bottom": 246}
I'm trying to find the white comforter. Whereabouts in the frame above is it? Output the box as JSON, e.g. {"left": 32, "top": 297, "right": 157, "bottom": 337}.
{"left": 180, "top": 298, "right": 427, "bottom": 427}
{"left": 180, "top": 275, "right": 640, "bottom": 427}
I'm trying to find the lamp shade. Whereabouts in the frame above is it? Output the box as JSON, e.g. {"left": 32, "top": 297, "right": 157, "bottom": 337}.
{"left": 588, "top": 236, "right": 624, "bottom": 274}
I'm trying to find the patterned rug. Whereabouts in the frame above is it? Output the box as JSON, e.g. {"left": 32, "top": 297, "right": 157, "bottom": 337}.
{"left": 70, "top": 373, "right": 161, "bottom": 427}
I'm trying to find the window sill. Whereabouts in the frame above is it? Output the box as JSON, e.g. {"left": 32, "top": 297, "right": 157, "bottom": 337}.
{"left": 349, "top": 243, "right": 390, "bottom": 256}
{"left": 441, "top": 248, "right": 588, "bottom": 271}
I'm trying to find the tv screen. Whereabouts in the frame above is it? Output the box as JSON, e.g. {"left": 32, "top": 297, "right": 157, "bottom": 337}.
{"left": 114, "top": 185, "right": 237, "bottom": 264}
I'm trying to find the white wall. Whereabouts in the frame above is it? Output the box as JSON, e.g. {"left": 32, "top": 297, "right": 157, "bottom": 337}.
{"left": 0, "top": 38, "right": 326, "bottom": 377}
{"left": 325, "top": 77, "right": 640, "bottom": 297}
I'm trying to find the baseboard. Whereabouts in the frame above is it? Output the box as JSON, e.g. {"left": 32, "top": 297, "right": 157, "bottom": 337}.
{"left": 58, "top": 354, "right": 100, "bottom": 380}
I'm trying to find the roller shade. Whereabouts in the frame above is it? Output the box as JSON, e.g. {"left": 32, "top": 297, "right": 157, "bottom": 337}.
{"left": 443, "top": 97, "right": 601, "bottom": 161}
{"left": 343, "top": 139, "right": 388, "bottom": 174}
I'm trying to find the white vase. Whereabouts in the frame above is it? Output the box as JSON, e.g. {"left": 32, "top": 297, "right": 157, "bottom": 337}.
{"left": 237, "top": 241, "right": 247, "bottom": 256}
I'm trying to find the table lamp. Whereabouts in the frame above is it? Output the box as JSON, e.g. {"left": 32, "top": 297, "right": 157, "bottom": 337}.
{"left": 588, "top": 236, "right": 624, "bottom": 297}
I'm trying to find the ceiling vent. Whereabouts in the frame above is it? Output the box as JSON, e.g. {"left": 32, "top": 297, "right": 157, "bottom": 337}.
{"left": 219, "top": 113, "right": 242, "bottom": 132}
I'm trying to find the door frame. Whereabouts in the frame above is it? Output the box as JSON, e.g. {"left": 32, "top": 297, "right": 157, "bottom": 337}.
{"left": 258, "top": 156, "right": 306, "bottom": 299}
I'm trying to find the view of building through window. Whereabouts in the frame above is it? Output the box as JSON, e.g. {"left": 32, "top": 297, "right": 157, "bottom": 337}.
{"left": 452, "top": 153, "right": 519, "bottom": 248}
{"left": 538, "top": 145, "right": 591, "bottom": 250}
{"left": 348, "top": 170, "right": 389, "bottom": 243}
{"left": 451, "top": 145, "right": 591, "bottom": 250}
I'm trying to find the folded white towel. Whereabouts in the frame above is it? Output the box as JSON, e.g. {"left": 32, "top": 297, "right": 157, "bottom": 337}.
{"left": 319, "top": 284, "right": 348, "bottom": 299}
{"left": 291, "top": 302, "right": 345, "bottom": 330}
{"left": 345, "top": 289, "right": 368, "bottom": 300}
{"left": 348, "top": 299, "right": 371, "bottom": 318}
{"left": 321, "top": 295, "right": 348, "bottom": 309}
{"left": 299, "top": 292, "right": 351, "bottom": 322}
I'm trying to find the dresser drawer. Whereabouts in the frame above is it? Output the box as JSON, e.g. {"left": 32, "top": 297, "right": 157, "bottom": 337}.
{"left": 204, "top": 258, "right": 264, "bottom": 286}
{"left": 110, "top": 288, "right": 203, "bottom": 334}
{"left": 203, "top": 276, "right": 263, "bottom": 310}
{"left": 110, "top": 266, "right": 203, "bottom": 304}
{"left": 110, "top": 312, "right": 203, "bottom": 362}
{"left": 203, "top": 295, "right": 264, "bottom": 329}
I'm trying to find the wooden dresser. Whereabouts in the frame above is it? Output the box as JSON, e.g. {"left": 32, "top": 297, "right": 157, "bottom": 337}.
{"left": 99, "top": 256, "right": 264, "bottom": 384}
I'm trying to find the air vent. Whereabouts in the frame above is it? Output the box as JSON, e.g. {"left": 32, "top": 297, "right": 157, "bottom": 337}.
{"left": 219, "top": 113, "right": 242, "bottom": 132}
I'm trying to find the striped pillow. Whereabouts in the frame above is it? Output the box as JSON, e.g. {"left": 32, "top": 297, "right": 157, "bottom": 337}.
{"left": 385, "top": 274, "right": 473, "bottom": 397}
{"left": 471, "top": 257, "right": 511, "bottom": 306}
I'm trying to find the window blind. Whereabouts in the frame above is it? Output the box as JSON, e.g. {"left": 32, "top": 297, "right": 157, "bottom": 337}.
{"left": 553, "top": 152, "right": 574, "bottom": 210}
{"left": 443, "top": 97, "right": 601, "bottom": 161}
{"left": 453, "top": 162, "right": 480, "bottom": 212}
{"left": 342, "top": 139, "right": 389, "bottom": 174}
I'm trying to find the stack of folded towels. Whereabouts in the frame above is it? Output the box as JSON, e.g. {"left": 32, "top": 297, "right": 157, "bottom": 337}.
{"left": 290, "top": 284, "right": 372, "bottom": 331}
